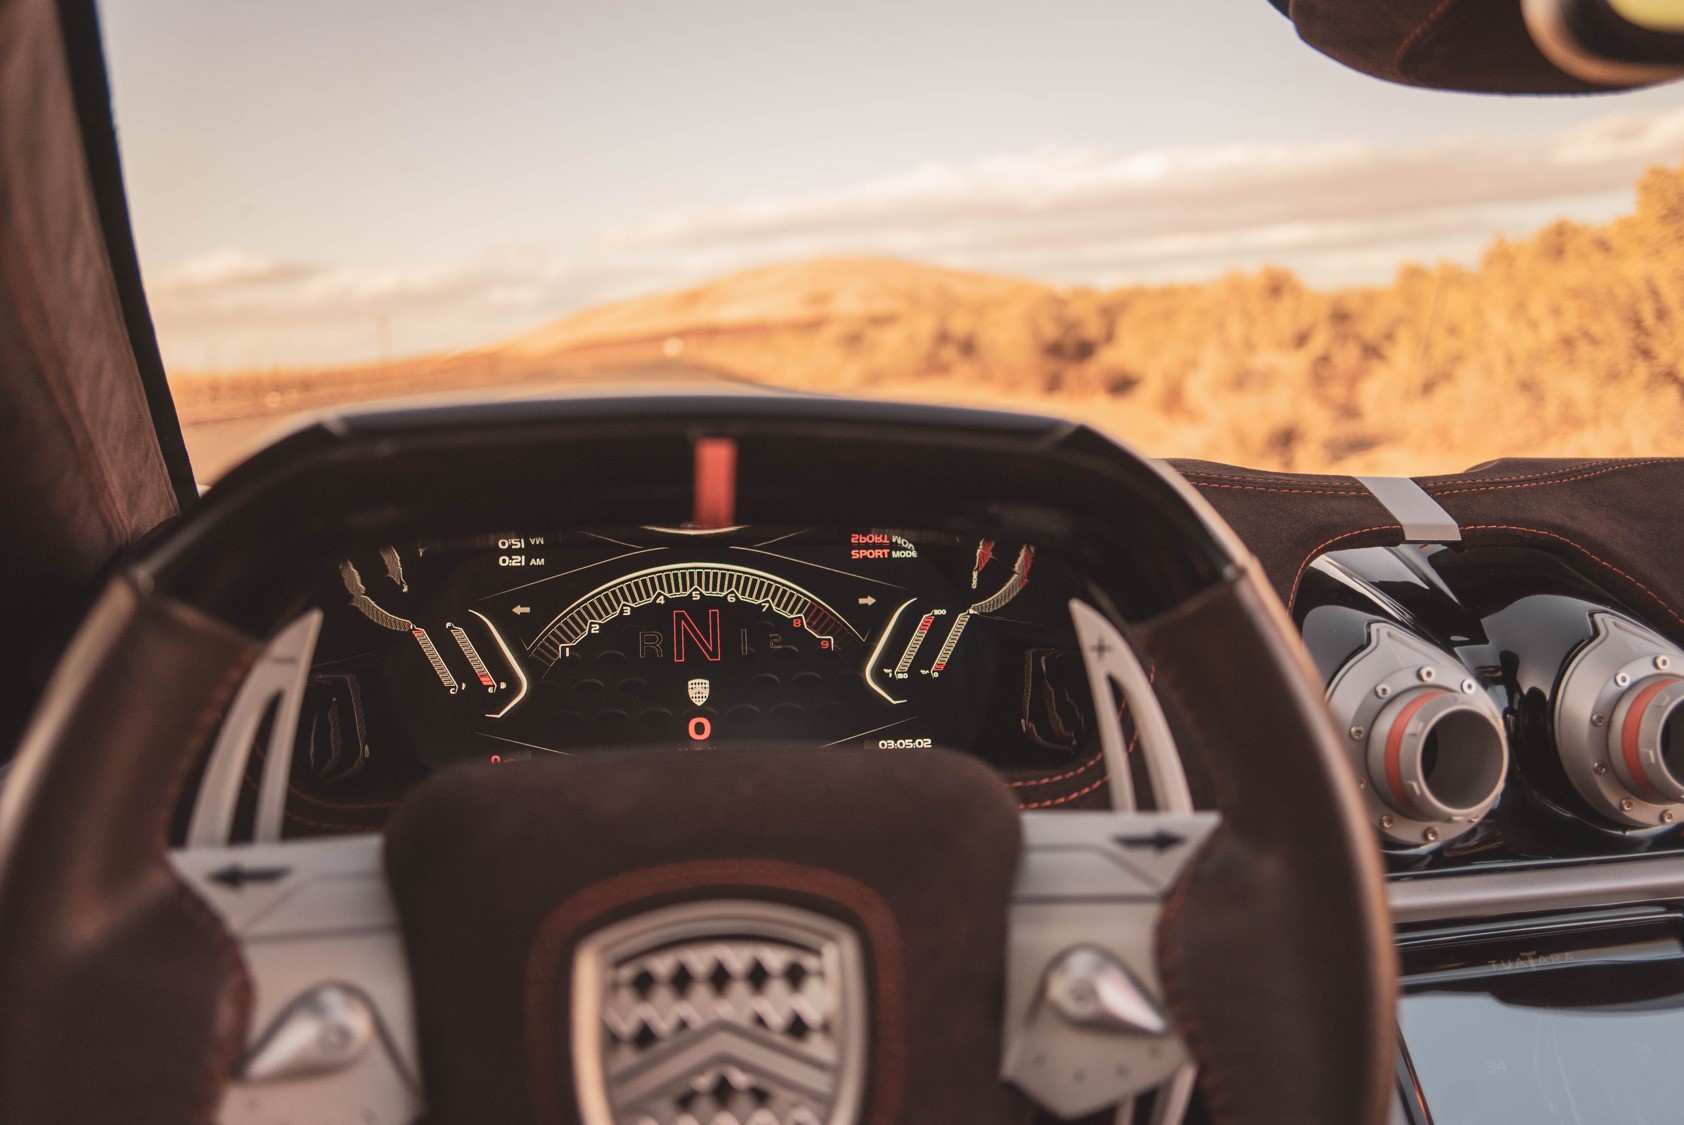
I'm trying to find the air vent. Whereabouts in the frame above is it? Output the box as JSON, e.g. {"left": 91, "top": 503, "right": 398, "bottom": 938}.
{"left": 1326, "top": 623, "right": 1509, "bottom": 849}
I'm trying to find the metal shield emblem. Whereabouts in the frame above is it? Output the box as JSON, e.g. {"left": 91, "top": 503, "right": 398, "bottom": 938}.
{"left": 687, "top": 678, "right": 710, "bottom": 707}
{"left": 572, "top": 900, "right": 866, "bottom": 1125}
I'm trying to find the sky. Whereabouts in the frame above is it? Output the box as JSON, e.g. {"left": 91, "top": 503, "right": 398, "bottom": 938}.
{"left": 99, "top": 0, "right": 1684, "bottom": 372}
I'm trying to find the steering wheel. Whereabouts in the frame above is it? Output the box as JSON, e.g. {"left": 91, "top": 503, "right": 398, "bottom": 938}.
{"left": 0, "top": 396, "right": 1395, "bottom": 1125}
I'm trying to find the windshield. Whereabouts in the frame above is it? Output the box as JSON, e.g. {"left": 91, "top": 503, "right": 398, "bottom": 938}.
{"left": 99, "top": 0, "right": 1684, "bottom": 479}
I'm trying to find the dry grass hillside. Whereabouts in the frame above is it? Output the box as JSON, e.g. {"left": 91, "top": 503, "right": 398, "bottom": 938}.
{"left": 172, "top": 161, "right": 1684, "bottom": 477}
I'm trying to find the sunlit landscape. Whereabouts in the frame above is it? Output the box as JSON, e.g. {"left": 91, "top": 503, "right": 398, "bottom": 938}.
{"left": 173, "top": 159, "right": 1684, "bottom": 480}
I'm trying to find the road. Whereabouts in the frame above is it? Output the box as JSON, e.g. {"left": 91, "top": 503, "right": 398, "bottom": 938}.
{"left": 179, "top": 360, "right": 762, "bottom": 483}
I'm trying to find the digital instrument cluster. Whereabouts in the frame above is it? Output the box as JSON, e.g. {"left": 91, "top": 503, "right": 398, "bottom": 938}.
{"left": 301, "top": 526, "right": 1099, "bottom": 784}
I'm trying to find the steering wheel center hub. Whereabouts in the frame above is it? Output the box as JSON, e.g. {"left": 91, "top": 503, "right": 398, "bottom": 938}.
{"left": 381, "top": 747, "right": 1026, "bottom": 1125}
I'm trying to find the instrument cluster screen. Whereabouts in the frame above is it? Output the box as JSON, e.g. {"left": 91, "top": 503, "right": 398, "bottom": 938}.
{"left": 309, "top": 526, "right": 1099, "bottom": 773}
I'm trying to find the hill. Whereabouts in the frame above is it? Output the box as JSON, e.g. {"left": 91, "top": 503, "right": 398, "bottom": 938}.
{"left": 170, "top": 162, "right": 1684, "bottom": 477}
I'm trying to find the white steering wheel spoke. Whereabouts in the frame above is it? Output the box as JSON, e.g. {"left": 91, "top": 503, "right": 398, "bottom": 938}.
{"left": 172, "top": 835, "right": 420, "bottom": 1124}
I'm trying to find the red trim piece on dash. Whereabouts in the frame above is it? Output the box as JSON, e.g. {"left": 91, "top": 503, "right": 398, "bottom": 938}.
{"left": 1385, "top": 690, "right": 1443, "bottom": 818}
{"left": 693, "top": 438, "right": 737, "bottom": 529}
{"left": 1622, "top": 677, "right": 1675, "bottom": 800}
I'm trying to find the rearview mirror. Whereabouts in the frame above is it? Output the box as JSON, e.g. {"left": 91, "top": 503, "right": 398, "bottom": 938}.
{"left": 1524, "top": 0, "right": 1684, "bottom": 85}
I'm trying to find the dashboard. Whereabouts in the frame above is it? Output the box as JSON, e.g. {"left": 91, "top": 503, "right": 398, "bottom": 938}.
{"left": 133, "top": 397, "right": 1684, "bottom": 1125}
{"left": 291, "top": 525, "right": 1101, "bottom": 818}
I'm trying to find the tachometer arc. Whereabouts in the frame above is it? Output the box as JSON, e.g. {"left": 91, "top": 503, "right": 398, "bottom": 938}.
{"left": 524, "top": 562, "right": 864, "bottom": 666}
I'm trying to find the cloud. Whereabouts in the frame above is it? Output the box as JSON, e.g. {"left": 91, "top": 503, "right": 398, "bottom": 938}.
{"left": 148, "top": 246, "right": 676, "bottom": 369}
{"left": 154, "top": 246, "right": 590, "bottom": 321}
{"left": 151, "top": 247, "right": 326, "bottom": 294}
{"left": 599, "top": 106, "right": 1684, "bottom": 281}
{"left": 150, "top": 106, "right": 1684, "bottom": 371}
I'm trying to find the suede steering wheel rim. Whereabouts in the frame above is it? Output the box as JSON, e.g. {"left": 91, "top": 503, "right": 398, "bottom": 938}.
{"left": 0, "top": 397, "right": 1397, "bottom": 1125}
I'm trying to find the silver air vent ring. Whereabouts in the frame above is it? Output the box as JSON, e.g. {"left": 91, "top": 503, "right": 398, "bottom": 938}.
{"left": 1327, "top": 623, "right": 1509, "bottom": 848}
{"left": 1555, "top": 613, "right": 1684, "bottom": 829}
